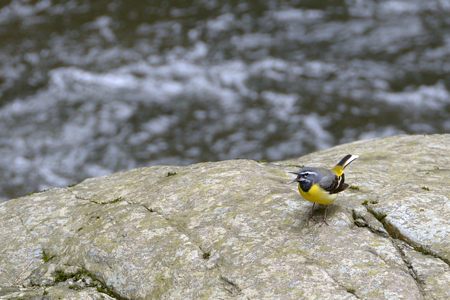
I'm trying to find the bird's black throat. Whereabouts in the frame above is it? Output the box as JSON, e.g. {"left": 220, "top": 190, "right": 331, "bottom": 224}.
{"left": 299, "top": 180, "right": 312, "bottom": 192}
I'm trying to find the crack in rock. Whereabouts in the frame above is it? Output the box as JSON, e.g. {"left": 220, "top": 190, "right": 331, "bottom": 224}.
{"left": 68, "top": 189, "right": 212, "bottom": 263}
{"left": 16, "top": 213, "right": 33, "bottom": 237}
{"left": 365, "top": 206, "right": 450, "bottom": 267}
{"left": 11, "top": 214, "right": 40, "bottom": 286}
{"left": 363, "top": 206, "right": 440, "bottom": 300}
{"left": 364, "top": 248, "right": 397, "bottom": 270}
{"left": 138, "top": 201, "right": 248, "bottom": 298}
{"left": 219, "top": 275, "right": 243, "bottom": 297}
{"left": 351, "top": 207, "right": 388, "bottom": 238}
{"left": 63, "top": 191, "right": 217, "bottom": 298}
{"left": 67, "top": 188, "right": 124, "bottom": 205}
{"left": 67, "top": 188, "right": 97, "bottom": 204}
{"left": 47, "top": 266, "right": 126, "bottom": 300}
{"left": 391, "top": 240, "right": 427, "bottom": 300}
{"left": 129, "top": 201, "right": 212, "bottom": 262}
{"left": 322, "top": 269, "right": 360, "bottom": 299}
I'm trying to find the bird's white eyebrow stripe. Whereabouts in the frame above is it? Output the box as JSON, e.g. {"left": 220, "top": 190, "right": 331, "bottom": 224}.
{"left": 299, "top": 171, "right": 317, "bottom": 176}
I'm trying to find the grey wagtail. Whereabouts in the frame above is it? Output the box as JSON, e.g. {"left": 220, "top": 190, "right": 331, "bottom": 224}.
{"left": 290, "top": 154, "right": 358, "bottom": 224}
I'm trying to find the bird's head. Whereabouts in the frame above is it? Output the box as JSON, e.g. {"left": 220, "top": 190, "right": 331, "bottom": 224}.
{"left": 289, "top": 169, "right": 318, "bottom": 192}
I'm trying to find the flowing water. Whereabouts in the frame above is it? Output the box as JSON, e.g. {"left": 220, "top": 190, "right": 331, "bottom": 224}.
{"left": 1, "top": 0, "right": 449, "bottom": 200}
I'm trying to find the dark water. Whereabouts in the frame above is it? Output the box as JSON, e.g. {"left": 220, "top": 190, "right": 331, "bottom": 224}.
{"left": 1, "top": 0, "right": 449, "bottom": 200}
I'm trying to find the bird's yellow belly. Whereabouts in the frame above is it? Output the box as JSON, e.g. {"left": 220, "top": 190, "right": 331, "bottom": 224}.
{"left": 299, "top": 184, "right": 337, "bottom": 205}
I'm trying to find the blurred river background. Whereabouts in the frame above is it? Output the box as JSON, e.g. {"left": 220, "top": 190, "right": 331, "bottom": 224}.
{"left": 1, "top": 0, "right": 449, "bottom": 201}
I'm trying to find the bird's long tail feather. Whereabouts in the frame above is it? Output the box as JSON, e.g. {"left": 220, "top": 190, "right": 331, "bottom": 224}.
{"left": 332, "top": 154, "right": 358, "bottom": 176}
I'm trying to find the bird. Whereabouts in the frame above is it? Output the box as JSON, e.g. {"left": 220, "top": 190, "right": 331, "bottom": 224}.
{"left": 290, "top": 154, "right": 359, "bottom": 224}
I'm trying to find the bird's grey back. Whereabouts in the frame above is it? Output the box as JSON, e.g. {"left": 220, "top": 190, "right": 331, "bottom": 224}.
{"left": 299, "top": 167, "right": 336, "bottom": 189}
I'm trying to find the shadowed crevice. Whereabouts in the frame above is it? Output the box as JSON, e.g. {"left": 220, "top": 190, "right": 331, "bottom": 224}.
{"left": 390, "top": 240, "right": 427, "bottom": 299}
{"left": 351, "top": 207, "right": 388, "bottom": 238}
{"left": 365, "top": 205, "right": 450, "bottom": 267}
{"left": 26, "top": 266, "right": 126, "bottom": 300}
{"left": 363, "top": 205, "right": 449, "bottom": 300}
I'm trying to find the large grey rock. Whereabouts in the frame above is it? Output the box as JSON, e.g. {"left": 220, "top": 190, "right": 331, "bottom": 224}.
{"left": 0, "top": 134, "right": 449, "bottom": 299}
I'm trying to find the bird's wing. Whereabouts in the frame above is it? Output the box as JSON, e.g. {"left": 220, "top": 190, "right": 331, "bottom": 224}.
{"left": 319, "top": 171, "right": 348, "bottom": 194}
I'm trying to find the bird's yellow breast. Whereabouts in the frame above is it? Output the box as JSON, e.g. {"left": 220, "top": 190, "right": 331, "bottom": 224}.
{"left": 298, "top": 183, "right": 336, "bottom": 205}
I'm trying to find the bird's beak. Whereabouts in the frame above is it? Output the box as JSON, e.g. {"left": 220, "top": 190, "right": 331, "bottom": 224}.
{"left": 288, "top": 171, "right": 300, "bottom": 184}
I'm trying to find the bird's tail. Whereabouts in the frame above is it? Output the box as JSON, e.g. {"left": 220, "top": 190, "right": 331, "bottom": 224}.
{"left": 332, "top": 154, "right": 359, "bottom": 176}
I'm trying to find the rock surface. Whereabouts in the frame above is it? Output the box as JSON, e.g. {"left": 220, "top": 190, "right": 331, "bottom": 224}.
{"left": 0, "top": 134, "right": 449, "bottom": 299}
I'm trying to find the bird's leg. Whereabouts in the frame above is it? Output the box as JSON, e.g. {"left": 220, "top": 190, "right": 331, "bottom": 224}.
{"left": 310, "top": 202, "right": 316, "bottom": 218}
{"left": 322, "top": 205, "right": 330, "bottom": 226}
{"left": 306, "top": 202, "right": 316, "bottom": 226}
